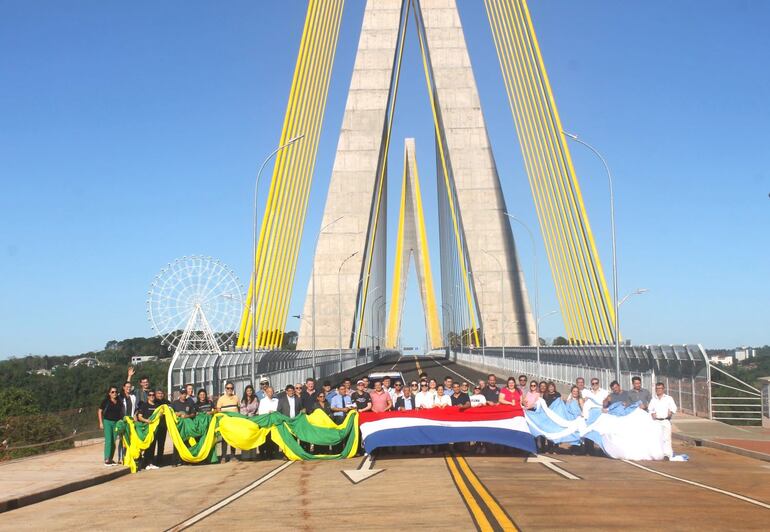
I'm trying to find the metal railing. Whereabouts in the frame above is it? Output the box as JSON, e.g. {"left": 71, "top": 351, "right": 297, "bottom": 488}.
{"left": 445, "top": 344, "right": 717, "bottom": 420}
{"left": 446, "top": 349, "right": 654, "bottom": 395}
{"left": 169, "top": 348, "right": 399, "bottom": 397}
{"left": 708, "top": 364, "right": 763, "bottom": 424}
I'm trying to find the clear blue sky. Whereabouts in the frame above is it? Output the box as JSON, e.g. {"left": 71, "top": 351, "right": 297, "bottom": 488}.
{"left": 1, "top": 0, "right": 768, "bottom": 358}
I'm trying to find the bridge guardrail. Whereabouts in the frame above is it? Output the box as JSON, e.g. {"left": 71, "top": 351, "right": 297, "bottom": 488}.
{"left": 444, "top": 344, "right": 714, "bottom": 420}
{"left": 169, "top": 348, "right": 399, "bottom": 397}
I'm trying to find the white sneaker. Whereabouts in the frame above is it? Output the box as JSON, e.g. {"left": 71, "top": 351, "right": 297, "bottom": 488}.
{"left": 145, "top": 464, "right": 159, "bottom": 470}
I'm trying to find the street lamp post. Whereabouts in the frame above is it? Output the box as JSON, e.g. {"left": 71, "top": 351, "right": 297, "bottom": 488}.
{"left": 503, "top": 213, "right": 541, "bottom": 374}
{"left": 537, "top": 310, "right": 558, "bottom": 350}
{"left": 453, "top": 283, "right": 465, "bottom": 354}
{"left": 472, "top": 274, "right": 486, "bottom": 366}
{"left": 619, "top": 288, "right": 648, "bottom": 307}
{"left": 337, "top": 251, "right": 359, "bottom": 374}
{"left": 350, "top": 273, "right": 371, "bottom": 364}
{"left": 538, "top": 310, "right": 558, "bottom": 328}
{"left": 563, "top": 131, "right": 620, "bottom": 380}
{"left": 440, "top": 303, "right": 454, "bottom": 348}
{"left": 372, "top": 294, "right": 385, "bottom": 352}
{"left": 481, "top": 250, "right": 505, "bottom": 361}
{"left": 310, "top": 216, "right": 344, "bottom": 380}
{"left": 376, "top": 301, "right": 387, "bottom": 351}
{"left": 251, "top": 134, "right": 305, "bottom": 384}
{"left": 367, "top": 286, "right": 382, "bottom": 356}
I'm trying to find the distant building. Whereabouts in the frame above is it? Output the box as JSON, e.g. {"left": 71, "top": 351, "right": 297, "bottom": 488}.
{"left": 69, "top": 357, "right": 100, "bottom": 368}
{"left": 734, "top": 347, "right": 756, "bottom": 362}
{"left": 29, "top": 368, "right": 52, "bottom": 376}
{"left": 131, "top": 355, "right": 158, "bottom": 365}
{"left": 709, "top": 354, "right": 733, "bottom": 366}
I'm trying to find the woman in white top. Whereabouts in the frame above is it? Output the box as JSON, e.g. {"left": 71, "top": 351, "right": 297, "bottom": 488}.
{"left": 428, "top": 379, "right": 439, "bottom": 399}
{"left": 434, "top": 385, "right": 452, "bottom": 408}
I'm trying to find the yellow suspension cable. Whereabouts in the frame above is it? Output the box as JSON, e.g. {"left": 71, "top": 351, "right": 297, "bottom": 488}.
{"left": 269, "top": 1, "right": 345, "bottom": 348}
{"left": 485, "top": 0, "right": 616, "bottom": 343}
{"left": 238, "top": 0, "right": 315, "bottom": 348}
{"left": 385, "top": 154, "right": 409, "bottom": 347}
{"left": 260, "top": 0, "right": 337, "bottom": 347}
{"left": 410, "top": 147, "right": 442, "bottom": 348}
{"left": 518, "top": 0, "right": 617, "bottom": 340}
{"left": 484, "top": 0, "right": 580, "bottom": 342}
{"left": 412, "top": 0, "right": 480, "bottom": 348}
{"left": 354, "top": 0, "right": 410, "bottom": 349}
{"left": 499, "top": 0, "right": 603, "bottom": 342}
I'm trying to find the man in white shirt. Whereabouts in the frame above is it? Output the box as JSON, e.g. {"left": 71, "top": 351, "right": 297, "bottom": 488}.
{"left": 256, "top": 386, "right": 279, "bottom": 459}
{"left": 648, "top": 382, "right": 678, "bottom": 458}
{"left": 415, "top": 382, "right": 435, "bottom": 409}
{"left": 257, "top": 387, "right": 279, "bottom": 415}
{"left": 582, "top": 378, "right": 609, "bottom": 409}
{"left": 469, "top": 386, "right": 487, "bottom": 407}
{"left": 389, "top": 380, "right": 404, "bottom": 404}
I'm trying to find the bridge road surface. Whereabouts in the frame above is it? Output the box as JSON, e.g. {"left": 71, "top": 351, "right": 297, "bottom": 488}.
{"left": 0, "top": 356, "right": 768, "bottom": 531}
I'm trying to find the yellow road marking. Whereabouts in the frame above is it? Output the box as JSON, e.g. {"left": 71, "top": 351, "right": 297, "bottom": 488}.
{"left": 445, "top": 454, "right": 494, "bottom": 532}
{"left": 455, "top": 455, "right": 519, "bottom": 531}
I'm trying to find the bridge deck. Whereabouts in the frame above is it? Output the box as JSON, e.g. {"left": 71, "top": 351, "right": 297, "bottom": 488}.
{"left": 1, "top": 356, "right": 768, "bottom": 530}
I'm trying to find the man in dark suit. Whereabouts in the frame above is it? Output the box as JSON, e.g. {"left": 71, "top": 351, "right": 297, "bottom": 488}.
{"left": 277, "top": 384, "right": 302, "bottom": 418}
{"left": 394, "top": 385, "right": 416, "bottom": 411}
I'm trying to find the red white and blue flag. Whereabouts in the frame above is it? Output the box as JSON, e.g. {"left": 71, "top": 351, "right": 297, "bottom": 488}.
{"left": 358, "top": 405, "right": 536, "bottom": 454}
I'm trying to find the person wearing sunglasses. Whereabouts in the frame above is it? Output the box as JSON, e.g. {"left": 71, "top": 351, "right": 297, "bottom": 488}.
{"left": 389, "top": 380, "right": 404, "bottom": 404}
{"left": 523, "top": 380, "right": 541, "bottom": 411}
{"left": 98, "top": 386, "right": 122, "bottom": 466}
{"left": 171, "top": 387, "right": 197, "bottom": 467}
{"left": 415, "top": 381, "right": 435, "bottom": 409}
{"left": 312, "top": 391, "right": 333, "bottom": 417}
{"left": 216, "top": 382, "right": 240, "bottom": 462}
{"left": 517, "top": 375, "right": 528, "bottom": 394}
{"left": 469, "top": 385, "right": 487, "bottom": 407}
{"left": 136, "top": 390, "right": 163, "bottom": 470}
{"left": 583, "top": 378, "right": 608, "bottom": 410}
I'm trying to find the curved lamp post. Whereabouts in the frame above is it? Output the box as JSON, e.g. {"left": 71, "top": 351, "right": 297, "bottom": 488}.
{"left": 481, "top": 249, "right": 505, "bottom": 361}
{"left": 337, "top": 250, "right": 358, "bottom": 373}
{"left": 502, "top": 213, "right": 540, "bottom": 374}
{"left": 251, "top": 134, "right": 305, "bottom": 383}
{"left": 563, "top": 130, "right": 620, "bottom": 381}
{"left": 620, "top": 288, "right": 648, "bottom": 307}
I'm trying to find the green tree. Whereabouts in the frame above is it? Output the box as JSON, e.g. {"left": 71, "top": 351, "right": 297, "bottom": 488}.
{"left": 282, "top": 331, "right": 298, "bottom": 350}
{"left": 0, "top": 388, "right": 40, "bottom": 421}
{"left": 553, "top": 336, "right": 569, "bottom": 346}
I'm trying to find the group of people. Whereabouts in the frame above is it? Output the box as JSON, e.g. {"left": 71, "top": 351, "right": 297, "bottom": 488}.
{"left": 517, "top": 374, "right": 678, "bottom": 457}
{"left": 98, "top": 369, "right": 284, "bottom": 468}
{"left": 98, "top": 366, "right": 679, "bottom": 469}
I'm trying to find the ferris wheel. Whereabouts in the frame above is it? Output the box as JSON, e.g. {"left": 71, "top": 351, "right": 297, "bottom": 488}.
{"left": 146, "top": 256, "right": 244, "bottom": 354}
